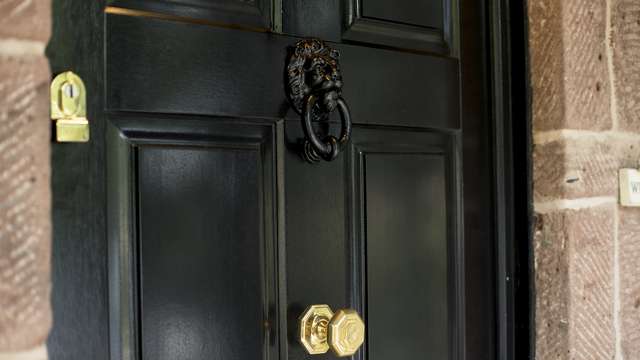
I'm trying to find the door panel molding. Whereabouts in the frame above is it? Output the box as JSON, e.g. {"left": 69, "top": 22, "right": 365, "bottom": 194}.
{"left": 108, "top": 0, "right": 272, "bottom": 30}
{"left": 347, "top": 127, "right": 464, "bottom": 360}
{"left": 343, "top": 0, "right": 458, "bottom": 55}
{"left": 107, "top": 115, "right": 285, "bottom": 360}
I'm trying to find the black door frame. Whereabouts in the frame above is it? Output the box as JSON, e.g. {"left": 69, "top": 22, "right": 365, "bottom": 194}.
{"left": 47, "top": 1, "right": 533, "bottom": 359}
{"left": 489, "top": 1, "right": 532, "bottom": 359}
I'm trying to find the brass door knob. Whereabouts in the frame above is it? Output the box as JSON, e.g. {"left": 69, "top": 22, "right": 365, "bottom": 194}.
{"left": 299, "top": 304, "right": 365, "bottom": 357}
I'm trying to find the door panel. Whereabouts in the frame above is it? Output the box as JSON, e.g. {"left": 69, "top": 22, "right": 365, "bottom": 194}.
{"left": 361, "top": 0, "right": 443, "bottom": 28}
{"left": 139, "top": 146, "right": 263, "bottom": 360}
{"left": 282, "top": 0, "right": 455, "bottom": 53}
{"left": 282, "top": 0, "right": 343, "bottom": 41}
{"left": 107, "top": 117, "right": 283, "bottom": 360}
{"left": 365, "top": 154, "right": 448, "bottom": 360}
{"left": 343, "top": 0, "right": 453, "bottom": 53}
{"left": 106, "top": 15, "right": 460, "bottom": 129}
{"left": 349, "top": 127, "right": 460, "bottom": 360}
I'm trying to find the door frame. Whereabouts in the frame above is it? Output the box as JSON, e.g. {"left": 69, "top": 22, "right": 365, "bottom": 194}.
{"left": 489, "top": 1, "right": 533, "bottom": 359}
{"left": 46, "top": 0, "right": 533, "bottom": 359}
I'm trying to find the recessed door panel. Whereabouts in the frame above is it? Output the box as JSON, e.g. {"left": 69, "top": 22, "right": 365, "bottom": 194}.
{"left": 365, "top": 153, "right": 449, "bottom": 360}
{"left": 107, "top": 118, "right": 281, "bottom": 360}
{"left": 343, "top": 0, "right": 453, "bottom": 53}
{"left": 362, "top": 0, "right": 443, "bottom": 29}
{"left": 138, "top": 145, "right": 263, "bottom": 360}
{"left": 349, "top": 127, "right": 460, "bottom": 360}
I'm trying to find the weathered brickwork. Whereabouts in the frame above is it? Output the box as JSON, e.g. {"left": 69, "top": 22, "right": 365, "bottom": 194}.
{"left": 534, "top": 211, "right": 570, "bottom": 359}
{"left": 533, "top": 138, "right": 615, "bottom": 202}
{"left": 531, "top": 0, "right": 640, "bottom": 359}
{"left": 619, "top": 208, "right": 640, "bottom": 359}
{"left": 535, "top": 206, "right": 615, "bottom": 360}
{"left": 529, "top": 0, "right": 611, "bottom": 131}
{"left": 528, "top": 0, "right": 566, "bottom": 131}
{"left": 0, "top": 56, "right": 51, "bottom": 352}
{"left": 533, "top": 136, "right": 640, "bottom": 202}
{"left": 612, "top": 0, "right": 640, "bottom": 133}
{"left": 565, "top": 206, "right": 615, "bottom": 360}
{"left": 0, "top": 0, "right": 51, "bottom": 358}
{"left": 562, "top": 0, "right": 611, "bottom": 132}
{"left": 0, "top": 0, "right": 51, "bottom": 42}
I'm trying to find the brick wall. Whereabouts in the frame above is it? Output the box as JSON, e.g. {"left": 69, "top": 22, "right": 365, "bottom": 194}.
{"left": 0, "top": 1, "right": 52, "bottom": 359}
{"left": 529, "top": 0, "right": 640, "bottom": 359}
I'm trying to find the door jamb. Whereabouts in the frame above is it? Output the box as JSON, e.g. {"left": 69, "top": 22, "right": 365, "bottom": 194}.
{"left": 489, "top": 1, "right": 533, "bottom": 359}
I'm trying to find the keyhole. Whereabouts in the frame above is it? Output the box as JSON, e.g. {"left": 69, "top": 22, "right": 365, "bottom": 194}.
{"left": 59, "top": 81, "right": 81, "bottom": 116}
{"left": 62, "top": 82, "right": 78, "bottom": 99}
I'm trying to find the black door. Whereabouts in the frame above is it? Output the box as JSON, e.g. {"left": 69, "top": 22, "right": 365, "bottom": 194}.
{"left": 48, "top": 1, "right": 505, "bottom": 360}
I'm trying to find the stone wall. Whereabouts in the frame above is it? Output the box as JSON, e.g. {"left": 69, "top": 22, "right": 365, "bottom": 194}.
{"left": 529, "top": 0, "right": 640, "bottom": 359}
{"left": 0, "top": 0, "right": 52, "bottom": 359}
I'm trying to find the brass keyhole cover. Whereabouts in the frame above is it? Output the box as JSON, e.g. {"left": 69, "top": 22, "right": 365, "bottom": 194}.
{"left": 299, "top": 304, "right": 365, "bottom": 357}
{"left": 51, "top": 71, "right": 86, "bottom": 119}
{"left": 50, "top": 71, "right": 90, "bottom": 142}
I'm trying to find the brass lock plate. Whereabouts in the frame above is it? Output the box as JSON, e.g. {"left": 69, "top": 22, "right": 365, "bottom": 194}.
{"left": 51, "top": 71, "right": 89, "bottom": 142}
{"left": 55, "top": 118, "right": 90, "bottom": 143}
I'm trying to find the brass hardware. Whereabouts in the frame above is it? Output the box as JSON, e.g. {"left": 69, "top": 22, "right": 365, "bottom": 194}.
{"left": 299, "top": 304, "right": 365, "bottom": 357}
{"left": 51, "top": 71, "right": 89, "bottom": 142}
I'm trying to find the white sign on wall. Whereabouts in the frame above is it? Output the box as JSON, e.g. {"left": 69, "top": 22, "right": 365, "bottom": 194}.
{"left": 620, "top": 169, "right": 640, "bottom": 207}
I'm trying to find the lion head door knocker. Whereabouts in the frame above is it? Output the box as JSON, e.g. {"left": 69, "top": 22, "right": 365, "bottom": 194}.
{"left": 286, "top": 39, "right": 352, "bottom": 163}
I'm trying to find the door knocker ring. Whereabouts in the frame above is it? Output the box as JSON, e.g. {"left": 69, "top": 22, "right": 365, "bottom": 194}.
{"left": 286, "top": 38, "right": 353, "bottom": 163}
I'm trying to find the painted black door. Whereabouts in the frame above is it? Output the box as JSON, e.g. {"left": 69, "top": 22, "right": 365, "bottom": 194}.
{"left": 48, "top": 1, "right": 500, "bottom": 360}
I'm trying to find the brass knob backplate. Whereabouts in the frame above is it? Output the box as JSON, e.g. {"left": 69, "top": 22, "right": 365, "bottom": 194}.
{"left": 299, "top": 304, "right": 365, "bottom": 357}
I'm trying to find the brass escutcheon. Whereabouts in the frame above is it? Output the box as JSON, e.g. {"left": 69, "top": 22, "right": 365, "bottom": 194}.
{"left": 50, "top": 71, "right": 89, "bottom": 142}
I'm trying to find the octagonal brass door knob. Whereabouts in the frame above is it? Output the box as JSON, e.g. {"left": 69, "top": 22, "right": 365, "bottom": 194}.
{"left": 299, "top": 304, "right": 365, "bottom": 357}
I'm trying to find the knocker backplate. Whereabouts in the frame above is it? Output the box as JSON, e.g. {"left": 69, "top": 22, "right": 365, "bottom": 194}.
{"left": 286, "top": 38, "right": 343, "bottom": 115}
